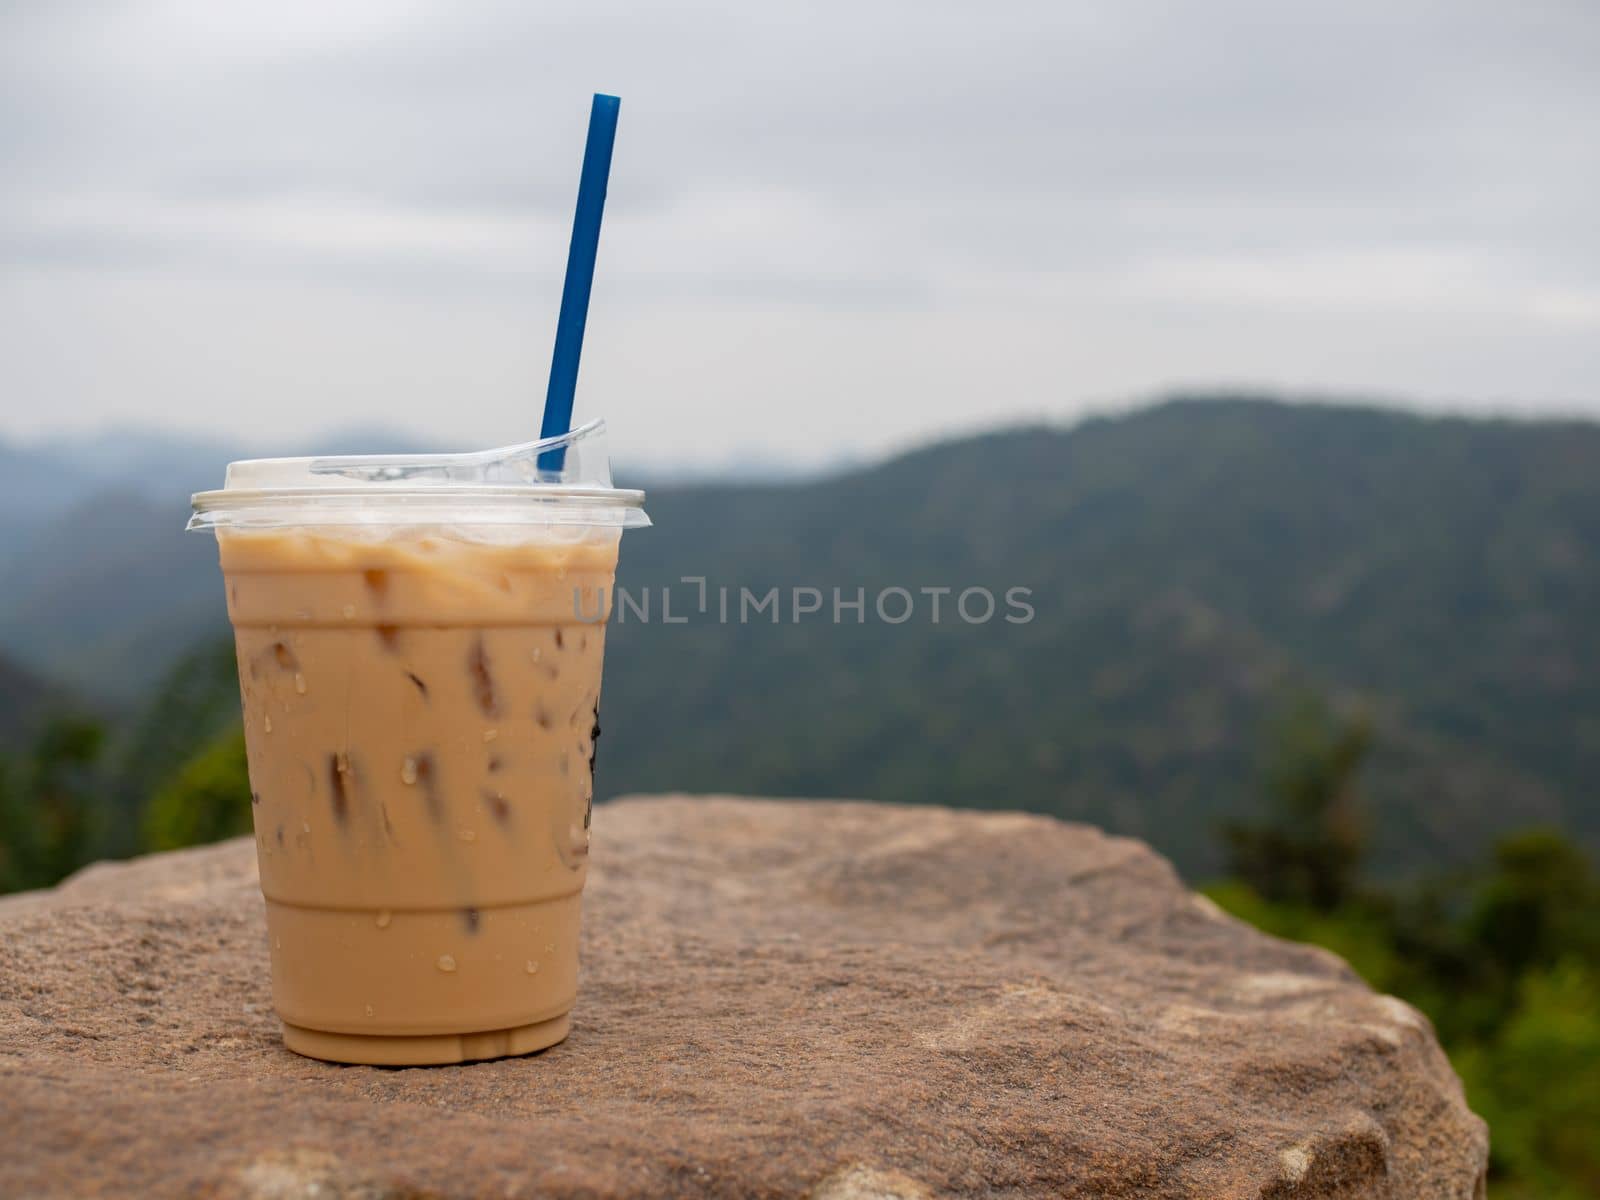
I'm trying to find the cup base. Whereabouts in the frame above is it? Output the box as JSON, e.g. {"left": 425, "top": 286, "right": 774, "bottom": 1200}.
{"left": 280, "top": 1011, "right": 571, "bottom": 1066}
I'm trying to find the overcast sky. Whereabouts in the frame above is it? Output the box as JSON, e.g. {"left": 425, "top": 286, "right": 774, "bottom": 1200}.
{"left": 2, "top": 0, "right": 1597, "bottom": 468}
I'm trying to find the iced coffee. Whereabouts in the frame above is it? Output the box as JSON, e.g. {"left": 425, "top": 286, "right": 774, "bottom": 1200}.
{"left": 189, "top": 421, "right": 647, "bottom": 1064}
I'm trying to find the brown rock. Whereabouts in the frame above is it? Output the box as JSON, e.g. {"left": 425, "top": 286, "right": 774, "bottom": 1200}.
{"left": 0, "top": 797, "right": 1486, "bottom": 1198}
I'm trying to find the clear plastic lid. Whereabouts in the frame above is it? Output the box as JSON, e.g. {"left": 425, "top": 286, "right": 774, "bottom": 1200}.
{"left": 188, "top": 418, "right": 648, "bottom": 531}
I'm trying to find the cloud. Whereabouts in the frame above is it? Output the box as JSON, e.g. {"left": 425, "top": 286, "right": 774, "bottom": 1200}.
{"left": 1, "top": 0, "right": 1596, "bottom": 462}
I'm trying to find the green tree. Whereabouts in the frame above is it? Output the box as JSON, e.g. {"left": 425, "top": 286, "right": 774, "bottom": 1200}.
{"left": 142, "top": 723, "right": 252, "bottom": 852}
{"left": 1468, "top": 829, "right": 1600, "bottom": 980}
{"left": 0, "top": 715, "right": 106, "bottom": 892}
{"left": 1455, "top": 960, "right": 1600, "bottom": 1199}
{"left": 107, "top": 638, "right": 242, "bottom": 857}
{"left": 1222, "top": 692, "right": 1371, "bottom": 912}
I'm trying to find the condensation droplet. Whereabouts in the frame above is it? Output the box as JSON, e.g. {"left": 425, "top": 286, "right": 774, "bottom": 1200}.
{"left": 400, "top": 758, "right": 418, "bottom": 785}
{"left": 342, "top": 603, "right": 356, "bottom": 619}
{"left": 364, "top": 1004, "right": 375, "bottom": 1018}
{"left": 301, "top": 820, "right": 311, "bottom": 834}
{"left": 275, "top": 937, "right": 282, "bottom": 950}
{"left": 482, "top": 728, "right": 498, "bottom": 743}
{"left": 544, "top": 943, "right": 554, "bottom": 954}
{"left": 263, "top": 715, "right": 273, "bottom": 734}
{"left": 525, "top": 960, "right": 540, "bottom": 974}
{"left": 375, "top": 910, "right": 392, "bottom": 929}
{"left": 531, "top": 647, "right": 542, "bottom": 662}
{"left": 294, "top": 672, "right": 307, "bottom": 694}
{"left": 458, "top": 828, "right": 477, "bottom": 843}
{"left": 436, "top": 954, "right": 457, "bottom": 973}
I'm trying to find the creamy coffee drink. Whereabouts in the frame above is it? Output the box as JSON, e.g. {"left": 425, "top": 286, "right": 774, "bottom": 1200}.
{"left": 190, "top": 422, "right": 647, "bottom": 1064}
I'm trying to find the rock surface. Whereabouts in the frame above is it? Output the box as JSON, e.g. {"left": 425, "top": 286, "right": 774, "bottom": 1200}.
{"left": 0, "top": 797, "right": 1485, "bottom": 1198}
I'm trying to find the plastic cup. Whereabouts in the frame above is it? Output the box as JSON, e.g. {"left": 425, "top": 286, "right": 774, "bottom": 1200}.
{"left": 188, "top": 421, "right": 647, "bottom": 1065}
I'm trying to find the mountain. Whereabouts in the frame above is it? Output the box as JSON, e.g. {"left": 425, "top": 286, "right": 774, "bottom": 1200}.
{"left": 30, "top": 425, "right": 453, "bottom": 499}
{"left": 0, "top": 425, "right": 445, "bottom": 564}
{"left": 0, "top": 442, "right": 94, "bottom": 563}
{"left": 0, "top": 488, "right": 226, "bottom": 700}
{"left": 0, "top": 652, "right": 80, "bottom": 751}
{"left": 597, "top": 398, "right": 1600, "bottom": 877}
{"left": 0, "top": 426, "right": 446, "bottom": 697}
{"left": 31, "top": 428, "right": 257, "bottom": 499}
{"left": 2, "top": 397, "right": 1597, "bottom": 879}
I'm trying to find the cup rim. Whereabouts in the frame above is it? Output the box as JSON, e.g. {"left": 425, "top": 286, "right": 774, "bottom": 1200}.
{"left": 187, "top": 485, "right": 649, "bottom": 531}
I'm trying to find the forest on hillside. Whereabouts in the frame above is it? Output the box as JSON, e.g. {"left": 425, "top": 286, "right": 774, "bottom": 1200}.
{"left": 3, "top": 399, "right": 1598, "bottom": 878}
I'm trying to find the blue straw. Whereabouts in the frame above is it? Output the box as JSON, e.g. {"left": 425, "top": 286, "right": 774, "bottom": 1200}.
{"left": 540, "top": 93, "right": 621, "bottom": 473}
